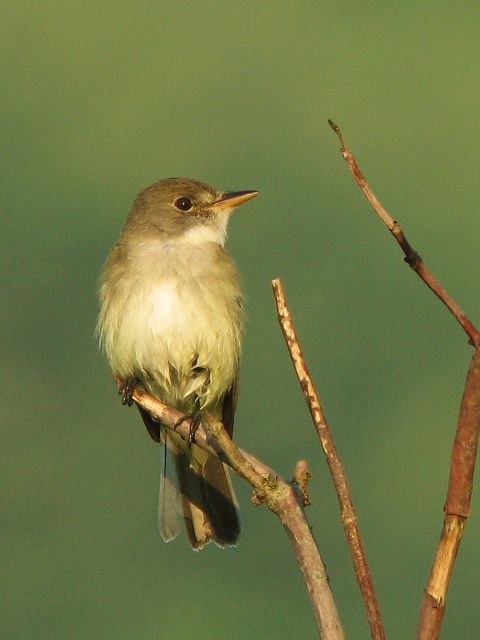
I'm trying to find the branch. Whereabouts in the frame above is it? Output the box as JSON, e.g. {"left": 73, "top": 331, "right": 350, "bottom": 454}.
{"left": 417, "top": 347, "right": 480, "bottom": 639}
{"left": 116, "top": 378, "right": 345, "bottom": 640}
{"left": 328, "top": 121, "right": 480, "bottom": 639}
{"left": 272, "top": 279, "right": 386, "bottom": 640}
{"left": 328, "top": 119, "right": 480, "bottom": 346}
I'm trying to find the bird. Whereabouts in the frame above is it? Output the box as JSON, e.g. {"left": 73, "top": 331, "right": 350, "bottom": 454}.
{"left": 96, "top": 177, "right": 258, "bottom": 549}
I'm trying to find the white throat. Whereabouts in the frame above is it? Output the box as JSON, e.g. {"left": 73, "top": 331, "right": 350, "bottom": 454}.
{"left": 180, "top": 212, "right": 230, "bottom": 247}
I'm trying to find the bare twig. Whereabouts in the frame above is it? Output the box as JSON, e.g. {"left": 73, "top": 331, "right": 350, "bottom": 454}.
{"left": 272, "top": 279, "right": 386, "bottom": 640}
{"left": 116, "top": 378, "right": 345, "bottom": 640}
{"left": 328, "top": 119, "right": 480, "bottom": 346}
{"left": 328, "top": 121, "right": 480, "bottom": 639}
{"left": 417, "top": 347, "right": 480, "bottom": 639}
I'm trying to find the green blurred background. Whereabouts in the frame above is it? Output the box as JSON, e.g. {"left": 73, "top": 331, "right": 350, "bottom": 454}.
{"left": 2, "top": 2, "right": 479, "bottom": 638}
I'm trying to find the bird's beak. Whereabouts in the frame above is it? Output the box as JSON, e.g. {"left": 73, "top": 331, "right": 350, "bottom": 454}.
{"left": 212, "top": 190, "right": 259, "bottom": 210}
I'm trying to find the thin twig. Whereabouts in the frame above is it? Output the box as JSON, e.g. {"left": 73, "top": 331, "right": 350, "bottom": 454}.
{"left": 272, "top": 279, "right": 386, "bottom": 640}
{"left": 116, "top": 378, "right": 345, "bottom": 640}
{"left": 417, "top": 347, "right": 480, "bottom": 639}
{"left": 328, "top": 119, "right": 480, "bottom": 346}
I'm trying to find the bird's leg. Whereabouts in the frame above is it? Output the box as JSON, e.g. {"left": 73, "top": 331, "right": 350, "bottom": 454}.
{"left": 174, "top": 398, "right": 202, "bottom": 448}
{"left": 118, "top": 376, "right": 140, "bottom": 406}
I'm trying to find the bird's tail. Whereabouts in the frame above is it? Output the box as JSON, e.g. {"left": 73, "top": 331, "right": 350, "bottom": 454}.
{"left": 138, "top": 388, "right": 241, "bottom": 549}
{"left": 173, "top": 449, "right": 241, "bottom": 549}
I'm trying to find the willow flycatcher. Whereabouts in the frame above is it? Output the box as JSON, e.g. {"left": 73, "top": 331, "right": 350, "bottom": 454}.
{"left": 97, "top": 177, "right": 258, "bottom": 549}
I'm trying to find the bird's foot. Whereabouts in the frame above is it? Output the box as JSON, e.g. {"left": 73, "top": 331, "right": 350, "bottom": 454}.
{"left": 174, "top": 410, "right": 202, "bottom": 448}
{"left": 118, "top": 377, "right": 140, "bottom": 406}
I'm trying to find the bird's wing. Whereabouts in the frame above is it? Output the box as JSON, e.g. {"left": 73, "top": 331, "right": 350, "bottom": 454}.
{"left": 221, "top": 375, "right": 239, "bottom": 438}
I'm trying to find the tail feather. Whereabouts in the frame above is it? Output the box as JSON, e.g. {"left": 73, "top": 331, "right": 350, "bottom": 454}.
{"left": 138, "top": 384, "right": 241, "bottom": 549}
{"left": 158, "top": 437, "right": 182, "bottom": 542}
{"left": 175, "top": 453, "right": 240, "bottom": 549}
{"left": 202, "top": 455, "right": 241, "bottom": 546}
{"left": 174, "top": 453, "right": 213, "bottom": 549}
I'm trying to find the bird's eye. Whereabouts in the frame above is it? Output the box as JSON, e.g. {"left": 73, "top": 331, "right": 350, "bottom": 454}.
{"left": 174, "top": 197, "right": 193, "bottom": 212}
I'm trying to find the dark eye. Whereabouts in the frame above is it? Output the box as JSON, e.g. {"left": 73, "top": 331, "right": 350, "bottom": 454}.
{"left": 174, "top": 197, "right": 193, "bottom": 212}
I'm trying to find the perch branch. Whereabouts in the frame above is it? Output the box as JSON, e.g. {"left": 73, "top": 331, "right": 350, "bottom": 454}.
{"left": 115, "top": 377, "right": 344, "bottom": 640}
{"left": 272, "top": 279, "right": 386, "bottom": 640}
{"left": 328, "top": 119, "right": 479, "bottom": 346}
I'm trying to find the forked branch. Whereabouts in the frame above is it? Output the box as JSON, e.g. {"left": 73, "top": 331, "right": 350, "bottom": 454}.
{"left": 328, "top": 121, "right": 480, "bottom": 640}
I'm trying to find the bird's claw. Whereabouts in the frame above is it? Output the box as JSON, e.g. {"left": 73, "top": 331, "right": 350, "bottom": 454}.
{"left": 174, "top": 410, "right": 202, "bottom": 448}
{"left": 119, "top": 377, "right": 139, "bottom": 406}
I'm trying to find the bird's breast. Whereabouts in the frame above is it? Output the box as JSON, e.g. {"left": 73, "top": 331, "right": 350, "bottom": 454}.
{"left": 99, "top": 238, "right": 243, "bottom": 408}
